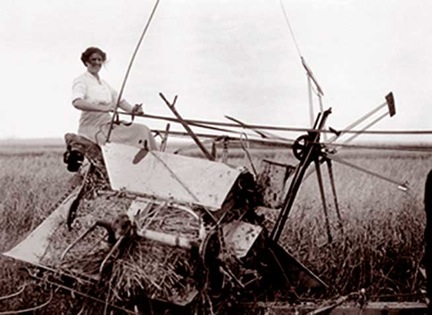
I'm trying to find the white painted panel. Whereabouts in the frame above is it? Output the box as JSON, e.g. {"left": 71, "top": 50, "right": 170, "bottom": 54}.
{"left": 102, "top": 143, "right": 242, "bottom": 210}
{"left": 2, "top": 188, "right": 79, "bottom": 265}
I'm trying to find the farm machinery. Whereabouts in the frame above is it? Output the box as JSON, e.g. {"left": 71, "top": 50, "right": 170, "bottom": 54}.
{"left": 3, "top": 91, "right": 410, "bottom": 314}
{"left": 3, "top": 131, "right": 326, "bottom": 314}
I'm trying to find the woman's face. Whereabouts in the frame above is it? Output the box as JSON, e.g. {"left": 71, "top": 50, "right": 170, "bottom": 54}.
{"left": 86, "top": 52, "right": 104, "bottom": 75}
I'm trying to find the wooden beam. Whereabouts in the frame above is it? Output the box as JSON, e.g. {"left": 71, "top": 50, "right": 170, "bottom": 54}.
{"left": 159, "top": 93, "right": 214, "bottom": 160}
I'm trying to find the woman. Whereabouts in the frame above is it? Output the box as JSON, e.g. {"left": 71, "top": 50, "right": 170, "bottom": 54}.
{"left": 72, "top": 46, "right": 157, "bottom": 150}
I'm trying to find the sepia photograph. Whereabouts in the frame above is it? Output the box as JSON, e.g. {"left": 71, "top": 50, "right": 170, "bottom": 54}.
{"left": 0, "top": 0, "right": 431, "bottom": 314}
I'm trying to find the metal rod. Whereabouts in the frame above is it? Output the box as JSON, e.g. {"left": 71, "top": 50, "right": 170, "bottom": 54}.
{"left": 342, "top": 112, "right": 388, "bottom": 144}
{"left": 318, "top": 94, "right": 324, "bottom": 114}
{"left": 224, "top": 115, "right": 295, "bottom": 142}
{"left": 326, "top": 159, "right": 344, "bottom": 236}
{"left": 312, "top": 111, "right": 322, "bottom": 130}
{"left": 301, "top": 112, "right": 388, "bottom": 183}
{"left": 314, "top": 159, "right": 332, "bottom": 244}
{"left": 301, "top": 57, "right": 324, "bottom": 96}
{"left": 191, "top": 119, "right": 257, "bottom": 136}
{"left": 270, "top": 152, "right": 312, "bottom": 242}
{"left": 106, "top": 0, "right": 161, "bottom": 142}
{"left": 307, "top": 76, "right": 314, "bottom": 127}
{"left": 323, "top": 142, "right": 432, "bottom": 153}
{"left": 343, "top": 101, "right": 387, "bottom": 130}
{"left": 159, "top": 93, "right": 214, "bottom": 160}
{"left": 271, "top": 138, "right": 317, "bottom": 240}
{"left": 271, "top": 109, "right": 332, "bottom": 242}
{"left": 328, "top": 154, "right": 408, "bottom": 190}
{"left": 115, "top": 110, "right": 432, "bottom": 135}
{"left": 154, "top": 124, "right": 262, "bottom": 140}
{"left": 153, "top": 130, "right": 293, "bottom": 149}
{"left": 137, "top": 228, "right": 197, "bottom": 250}
{"left": 225, "top": 115, "right": 268, "bottom": 138}
{"left": 327, "top": 102, "right": 386, "bottom": 142}
{"left": 159, "top": 123, "right": 170, "bottom": 151}
{"left": 318, "top": 94, "right": 326, "bottom": 141}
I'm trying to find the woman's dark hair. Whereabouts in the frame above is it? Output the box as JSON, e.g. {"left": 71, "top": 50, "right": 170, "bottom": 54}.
{"left": 80, "top": 47, "right": 107, "bottom": 65}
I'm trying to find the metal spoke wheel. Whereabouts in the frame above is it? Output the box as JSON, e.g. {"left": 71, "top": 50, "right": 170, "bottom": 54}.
{"left": 292, "top": 134, "right": 311, "bottom": 161}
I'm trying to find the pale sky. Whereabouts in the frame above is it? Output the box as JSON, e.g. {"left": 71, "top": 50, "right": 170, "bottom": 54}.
{"left": 1, "top": 0, "right": 431, "bottom": 143}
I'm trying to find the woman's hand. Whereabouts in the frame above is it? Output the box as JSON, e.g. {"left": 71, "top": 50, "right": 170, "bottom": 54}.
{"left": 132, "top": 103, "right": 144, "bottom": 115}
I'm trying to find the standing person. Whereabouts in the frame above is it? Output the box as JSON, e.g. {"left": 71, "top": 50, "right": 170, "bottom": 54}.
{"left": 71, "top": 46, "right": 157, "bottom": 150}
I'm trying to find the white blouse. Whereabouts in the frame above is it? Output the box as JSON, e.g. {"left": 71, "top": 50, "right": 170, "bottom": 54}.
{"left": 71, "top": 71, "right": 156, "bottom": 149}
{"left": 72, "top": 71, "right": 119, "bottom": 142}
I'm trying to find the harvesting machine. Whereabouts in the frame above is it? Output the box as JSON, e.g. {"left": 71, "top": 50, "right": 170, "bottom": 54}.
{"left": 3, "top": 90, "right": 417, "bottom": 314}
{"left": 2, "top": 124, "right": 327, "bottom": 313}
{"left": 2, "top": 2, "right": 427, "bottom": 310}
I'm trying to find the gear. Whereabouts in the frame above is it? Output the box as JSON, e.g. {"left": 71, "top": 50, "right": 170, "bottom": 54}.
{"left": 292, "top": 134, "right": 311, "bottom": 161}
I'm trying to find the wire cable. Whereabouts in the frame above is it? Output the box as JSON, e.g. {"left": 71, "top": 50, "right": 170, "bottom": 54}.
{"left": 148, "top": 151, "right": 200, "bottom": 202}
{"left": 278, "top": 0, "right": 302, "bottom": 58}
{"left": 106, "top": 0, "right": 161, "bottom": 142}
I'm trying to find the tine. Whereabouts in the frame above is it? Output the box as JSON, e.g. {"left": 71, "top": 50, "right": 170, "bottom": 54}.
{"left": 99, "top": 236, "right": 125, "bottom": 275}
{"left": 61, "top": 224, "right": 97, "bottom": 261}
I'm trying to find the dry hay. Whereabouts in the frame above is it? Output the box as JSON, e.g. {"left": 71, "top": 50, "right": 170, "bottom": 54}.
{"left": 131, "top": 200, "right": 203, "bottom": 237}
{"left": 42, "top": 191, "right": 202, "bottom": 307}
{"left": 106, "top": 238, "right": 197, "bottom": 303}
{"left": 42, "top": 194, "right": 132, "bottom": 267}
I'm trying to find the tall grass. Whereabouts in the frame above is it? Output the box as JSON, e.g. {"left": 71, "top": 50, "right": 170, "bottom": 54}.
{"left": 0, "top": 144, "right": 430, "bottom": 312}
{"left": 226, "top": 148, "right": 430, "bottom": 300}
{"left": 0, "top": 148, "right": 73, "bottom": 313}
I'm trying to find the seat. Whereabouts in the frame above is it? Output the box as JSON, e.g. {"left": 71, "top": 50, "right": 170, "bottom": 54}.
{"left": 63, "top": 133, "right": 104, "bottom": 172}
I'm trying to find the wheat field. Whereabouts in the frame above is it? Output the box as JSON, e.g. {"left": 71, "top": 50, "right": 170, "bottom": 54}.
{"left": 0, "top": 141, "right": 430, "bottom": 313}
